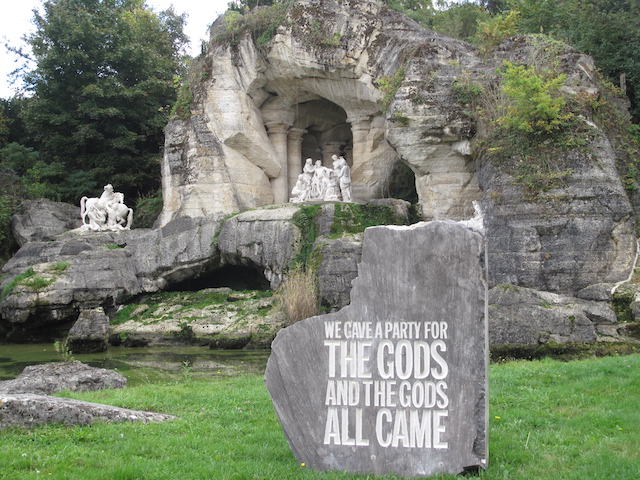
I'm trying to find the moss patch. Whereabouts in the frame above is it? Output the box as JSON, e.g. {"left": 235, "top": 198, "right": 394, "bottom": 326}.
{"left": 330, "top": 203, "right": 408, "bottom": 237}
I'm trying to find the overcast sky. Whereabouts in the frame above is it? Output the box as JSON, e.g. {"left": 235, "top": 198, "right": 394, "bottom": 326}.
{"left": 0, "top": 0, "right": 230, "bottom": 99}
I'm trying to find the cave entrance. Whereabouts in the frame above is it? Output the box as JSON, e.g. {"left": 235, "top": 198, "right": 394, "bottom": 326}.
{"left": 166, "top": 265, "right": 270, "bottom": 292}
{"left": 387, "top": 160, "right": 418, "bottom": 204}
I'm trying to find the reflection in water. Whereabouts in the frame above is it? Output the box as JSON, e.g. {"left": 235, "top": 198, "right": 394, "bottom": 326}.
{"left": 0, "top": 345, "right": 271, "bottom": 385}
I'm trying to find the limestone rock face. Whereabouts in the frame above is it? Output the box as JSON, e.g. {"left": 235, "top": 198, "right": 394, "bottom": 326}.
{"left": 0, "top": 203, "right": 408, "bottom": 340}
{"left": 0, "top": 216, "right": 224, "bottom": 337}
{"left": 489, "top": 285, "right": 619, "bottom": 345}
{"left": 477, "top": 39, "right": 638, "bottom": 296}
{"left": 216, "top": 206, "right": 303, "bottom": 289}
{"left": 158, "top": 0, "right": 484, "bottom": 224}
{"left": 67, "top": 308, "right": 110, "bottom": 353}
{"left": 313, "top": 234, "right": 363, "bottom": 310}
{"left": 12, "top": 199, "right": 82, "bottom": 246}
{"left": 158, "top": 0, "right": 637, "bottom": 300}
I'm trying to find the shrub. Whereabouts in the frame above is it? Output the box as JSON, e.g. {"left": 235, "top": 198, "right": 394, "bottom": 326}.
{"left": 497, "top": 61, "right": 573, "bottom": 135}
{"left": 376, "top": 68, "right": 406, "bottom": 114}
{"left": 474, "top": 9, "right": 520, "bottom": 54}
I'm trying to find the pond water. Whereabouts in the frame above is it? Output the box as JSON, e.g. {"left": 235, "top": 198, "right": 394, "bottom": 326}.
{"left": 0, "top": 344, "right": 271, "bottom": 385}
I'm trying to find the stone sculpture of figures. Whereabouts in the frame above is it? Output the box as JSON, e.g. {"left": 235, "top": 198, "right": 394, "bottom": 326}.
{"left": 80, "top": 184, "right": 133, "bottom": 231}
{"left": 290, "top": 174, "right": 311, "bottom": 203}
{"left": 289, "top": 156, "right": 353, "bottom": 203}
{"left": 332, "top": 155, "right": 352, "bottom": 203}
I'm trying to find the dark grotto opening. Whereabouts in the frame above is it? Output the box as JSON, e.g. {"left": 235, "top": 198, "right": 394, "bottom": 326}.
{"left": 165, "top": 265, "right": 270, "bottom": 292}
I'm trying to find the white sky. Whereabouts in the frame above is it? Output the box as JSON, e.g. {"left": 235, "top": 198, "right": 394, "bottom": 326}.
{"left": 0, "top": 0, "right": 230, "bottom": 99}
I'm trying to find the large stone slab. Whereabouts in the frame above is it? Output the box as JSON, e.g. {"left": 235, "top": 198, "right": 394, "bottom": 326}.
{"left": 0, "top": 394, "right": 176, "bottom": 429}
{"left": 265, "top": 221, "right": 488, "bottom": 477}
{"left": 0, "top": 361, "right": 126, "bottom": 395}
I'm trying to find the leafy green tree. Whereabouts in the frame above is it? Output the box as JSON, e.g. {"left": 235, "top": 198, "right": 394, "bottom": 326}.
{"left": 432, "top": 2, "right": 490, "bottom": 42}
{"left": 0, "top": 105, "right": 9, "bottom": 147}
{"left": 383, "top": 0, "right": 434, "bottom": 26}
{"left": 22, "top": 0, "right": 188, "bottom": 202}
{"left": 0, "top": 97, "right": 33, "bottom": 147}
{"left": 497, "top": 62, "right": 572, "bottom": 134}
{"left": 511, "top": 0, "right": 640, "bottom": 122}
{"left": 227, "top": 0, "right": 275, "bottom": 13}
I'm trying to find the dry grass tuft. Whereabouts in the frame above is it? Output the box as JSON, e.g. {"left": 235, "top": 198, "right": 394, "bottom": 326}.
{"left": 276, "top": 267, "right": 319, "bottom": 325}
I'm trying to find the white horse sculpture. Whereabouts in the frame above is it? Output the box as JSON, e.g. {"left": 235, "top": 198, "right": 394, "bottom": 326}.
{"left": 80, "top": 184, "right": 133, "bottom": 231}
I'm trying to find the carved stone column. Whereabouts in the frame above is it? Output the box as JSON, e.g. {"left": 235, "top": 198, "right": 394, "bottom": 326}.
{"left": 287, "top": 127, "right": 307, "bottom": 198}
{"left": 320, "top": 142, "right": 343, "bottom": 166}
{"left": 349, "top": 117, "right": 371, "bottom": 171}
{"left": 266, "top": 123, "right": 290, "bottom": 204}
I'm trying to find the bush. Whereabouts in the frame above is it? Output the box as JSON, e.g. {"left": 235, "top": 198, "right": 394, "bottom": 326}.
{"left": 474, "top": 9, "right": 520, "bottom": 54}
{"left": 497, "top": 61, "right": 573, "bottom": 135}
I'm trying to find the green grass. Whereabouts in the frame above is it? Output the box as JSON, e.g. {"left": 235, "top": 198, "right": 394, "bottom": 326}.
{"left": 1, "top": 355, "right": 639, "bottom": 479}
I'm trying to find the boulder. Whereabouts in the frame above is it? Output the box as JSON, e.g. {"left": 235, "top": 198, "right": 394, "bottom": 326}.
{"left": 489, "top": 284, "right": 619, "bottom": 345}
{"left": 0, "top": 361, "right": 126, "bottom": 395}
{"left": 66, "top": 308, "right": 110, "bottom": 353}
{"left": 12, "top": 199, "right": 82, "bottom": 247}
{"left": 0, "top": 394, "right": 175, "bottom": 429}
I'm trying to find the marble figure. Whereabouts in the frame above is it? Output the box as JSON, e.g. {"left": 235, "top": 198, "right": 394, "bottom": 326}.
{"left": 80, "top": 184, "right": 133, "bottom": 231}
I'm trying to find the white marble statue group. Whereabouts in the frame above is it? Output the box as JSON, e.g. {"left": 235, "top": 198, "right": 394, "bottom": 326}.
{"left": 80, "top": 184, "right": 133, "bottom": 232}
{"left": 290, "top": 155, "right": 352, "bottom": 203}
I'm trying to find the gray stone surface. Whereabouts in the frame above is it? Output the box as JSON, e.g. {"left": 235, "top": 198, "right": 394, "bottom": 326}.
{"left": 0, "top": 394, "right": 175, "bottom": 429}
{"left": 216, "top": 206, "right": 302, "bottom": 289}
{"left": 313, "top": 234, "right": 363, "bottom": 310}
{"left": 266, "top": 221, "right": 488, "bottom": 477}
{"left": 67, "top": 308, "right": 110, "bottom": 353}
{"left": 12, "top": 199, "right": 82, "bottom": 246}
{"left": 0, "top": 361, "right": 126, "bottom": 395}
{"left": 0, "top": 214, "right": 224, "bottom": 331}
{"left": 488, "top": 285, "right": 618, "bottom": 345}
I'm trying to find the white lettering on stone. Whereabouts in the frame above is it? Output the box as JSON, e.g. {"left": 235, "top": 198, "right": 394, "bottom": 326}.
{"left": 323, "top": 407, "right": 369, "bottom": 446}
{"left": 324, "top": 323, "right": 451, "bottom": 450}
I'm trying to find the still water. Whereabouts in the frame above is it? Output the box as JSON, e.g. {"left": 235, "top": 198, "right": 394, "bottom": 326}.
{"left": 0, "top": 344, "right": 271, "bottom": 385}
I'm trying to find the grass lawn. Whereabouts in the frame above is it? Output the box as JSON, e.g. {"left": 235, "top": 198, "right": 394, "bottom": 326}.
{"left": 1, "top": 354, "right": 639, "bottom": 480}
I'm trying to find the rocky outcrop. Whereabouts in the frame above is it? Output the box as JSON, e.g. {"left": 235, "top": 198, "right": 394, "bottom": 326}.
{"left": 159, "top": 0, "right": 636, "bottom": 297}
{"left": 0, "top": 362, "right": 175, "bottom": 429}
{"left": 477, "top": 38, "right": 637, "bottom": 296}
{"left": 158, "top": 0, "right": 484, "bottom": 224}
{"left": 489, "top": 285, "right": 620, "bottom": 345}
{"left": 0, "top": 362, "right": 126, "bottom": 395}
{"left": 0, "top": 215, "right": 223, "bottom": 339}
{"left": 0, "top": 203, "right": 408, "bottom": 341}
{"left": 1, "top": 0, "right": 639, "bottom": 349}
{"left": 12, "top": 199, "right": 82, "bottom": 247}
{"left": 313, "top": 234, "right": 363, "bottom": 310}
{"left": 216, "top": 206, "right": 303, "bottom": 289}
{"left": 110, "top": 288, "right": 285, "bottom": 349}
{"left": 67, "top": 308, "right": 110, "bottom": 353}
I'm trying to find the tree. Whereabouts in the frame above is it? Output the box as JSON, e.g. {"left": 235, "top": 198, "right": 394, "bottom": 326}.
{"left": 511, "top": 0, "right": 640, "bottom": 122}
{"left": 432, "top": 2, "right": 491, "bottom": 42}
{"left": 22, "top": 0, "right": 188, "bottom": 202}
{"left": 383, "top": 0, "right": 434, "bottom": 26}
{"left": 227, "top": 0, "right": 275, "bottom": 13}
